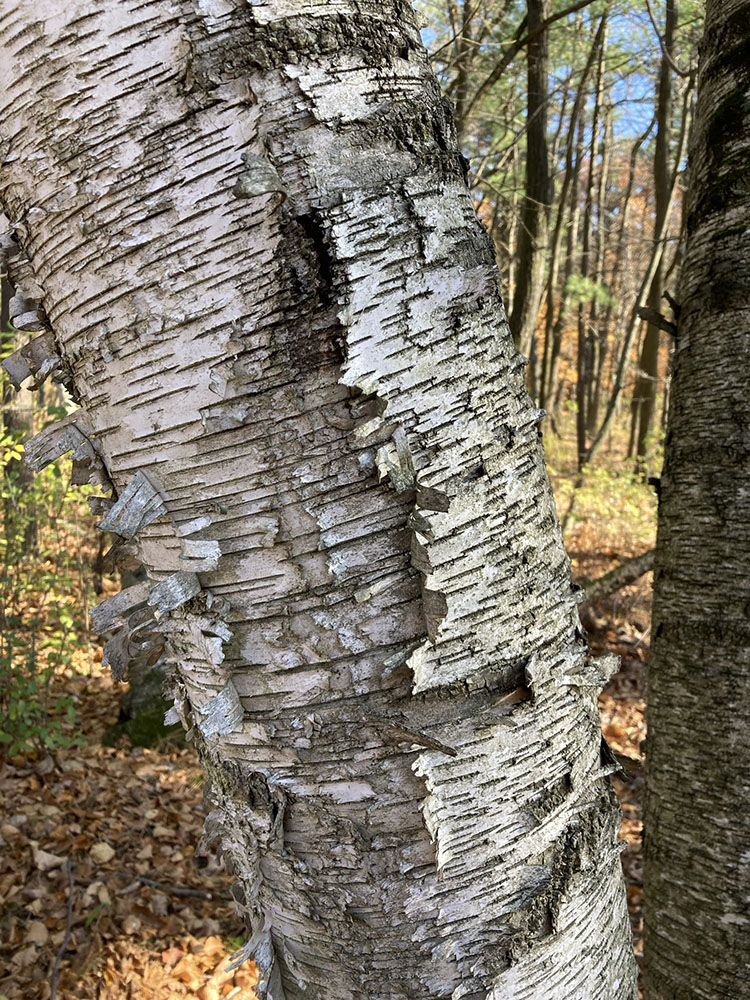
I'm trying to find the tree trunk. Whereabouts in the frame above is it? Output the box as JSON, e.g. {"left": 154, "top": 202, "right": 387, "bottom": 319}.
{"left": 509, "top": 0, "right": 552, "bottom": 360}
{"left": 644, "top": 2, "right": 750, "bottom": 997}
{"left": 452, "top": 0, "right": 480, "bottom": 143}
{"left": 576, "top": 15, "right": 607, "bottom": 468}
{"left": 548, "top": 113, "right": 586, "bottom": 415}
{"left": 629, "top": 0, "right": 675, "bottom": 476}
{"left": 587, "top": 97, "right": 612, "bottom": 436}
{"left": 0, "top": 3, "right": 636, "bottom": 998}
{"left": 540, "top": 16, "right": 605, "bottom": 412}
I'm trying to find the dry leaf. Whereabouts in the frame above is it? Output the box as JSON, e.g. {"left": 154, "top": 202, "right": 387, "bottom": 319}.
{"left": 161, "top": 946, "right": 185, "bottom": 967}
{"left": 122, "top": 914, "right": 142, "bottom": 935}
{"left": 32, "top": 846, "right": 66, "bottom": 871}
{"left": 12, "top": 945, "right": 38, "bottom": 967}
{"left": 90, "top": 842, "right": 116, "bottom": 864}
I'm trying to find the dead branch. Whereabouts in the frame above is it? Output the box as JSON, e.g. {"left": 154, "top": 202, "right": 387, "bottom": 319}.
{"left": 579, "top": 548, "right": 656, "bottom": 614}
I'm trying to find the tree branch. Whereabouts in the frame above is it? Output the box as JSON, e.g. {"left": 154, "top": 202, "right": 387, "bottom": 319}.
{"left": 464, "top": 0, "right": 599, "bottom": 123}
{"left": 644, "top": 0, "right": 694, "bottom": 78}
{"left": 579, "top": 548, "right": 655, "bottom": 612}
{"left": 635, "top": 306, "right": 677, "bottom": 337}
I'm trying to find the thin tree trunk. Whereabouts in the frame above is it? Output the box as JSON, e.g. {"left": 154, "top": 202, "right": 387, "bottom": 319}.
{"left": 582, "top": 77, "right": 691, "bottom": 469}
{"left": 549, "top": 113, "right": 586, "bottom": 417}
{"left": 540, "top": 17, "right": 605, "bottom": 412}
{"left": 644, "top": 2, "right": 750, "bottom": 996}
{"left": 0, "top": 3, "right": 637, "bottom": 998}
{"left": 576, "top": 15, "right": 607, "bottom": 468}
{"left": 587, "top": 98, "right": 612, "bottom": 435}
{"left": 579, "top": 548, "right": 655, "bottom": 614}
{"left": 452, "top": 0, "right": 478, "bottom": 142}
{"left": 509, "top": 0, "right": 551, "bottom": 359}
{"left": 630, "top": 0, "right": 676, "bottom": 476}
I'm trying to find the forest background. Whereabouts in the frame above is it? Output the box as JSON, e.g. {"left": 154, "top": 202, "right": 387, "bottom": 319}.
{"left": 0, "top": 1, "right": 703, "bottom": 997}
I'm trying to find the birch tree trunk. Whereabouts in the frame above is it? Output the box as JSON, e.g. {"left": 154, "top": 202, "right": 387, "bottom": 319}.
{"left": 644, "top": 1, "right": 750, "bottom": 996}
{"left": 0, "top": 2, "right": 636, "bottom": 997}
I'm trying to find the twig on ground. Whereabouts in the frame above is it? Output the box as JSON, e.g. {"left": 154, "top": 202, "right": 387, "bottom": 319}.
{"left": 117, "top": 872, "right": 214, "bottom": 900}
{"left": 50, "top": 861, "right": 74, "bottom": 1000}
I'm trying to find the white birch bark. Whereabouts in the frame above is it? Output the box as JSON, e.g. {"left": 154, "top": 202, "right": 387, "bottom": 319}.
{"left": 0, "top": 2, "right": 636, "bottom": 997}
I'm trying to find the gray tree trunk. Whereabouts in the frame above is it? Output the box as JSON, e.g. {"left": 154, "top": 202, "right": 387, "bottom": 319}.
{"left": 629, "top": 0, "right": 676, "bottom": 475}
{"left": 509, "top": 0, "right": 552, "bottom": 363}
{"left": 0, "top": 2, "right": 636, "bottom": 997}
{"left": 644, "top": 1, "right": 750, "bottom": 997}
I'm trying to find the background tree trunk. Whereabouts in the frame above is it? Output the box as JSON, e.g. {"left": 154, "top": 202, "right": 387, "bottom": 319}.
{"left": 644, "top": 1, "right": 750, "bottom": 996}
{"left": 540, "top": 16, "right": 604, "bottom": 413}
{"left": 509, "top": 0, "right": 552, "bottom": 364}
{"left": 0, "top": 2, "right": 636, "bottom": 998}
{"left": 629, "top": 0, "right": 676, "bottom": 476}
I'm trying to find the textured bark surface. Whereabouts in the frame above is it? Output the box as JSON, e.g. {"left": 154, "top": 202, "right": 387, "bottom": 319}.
{"left": 0, "top": 3, "right": 636, "bottom": 998}
{"left": 644, "top": 2, "right": 750, "bottom": 996}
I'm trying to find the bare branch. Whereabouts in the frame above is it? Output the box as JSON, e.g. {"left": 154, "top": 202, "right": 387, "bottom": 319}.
{"left": 465, "top": 0, "right": 599, "bottom": 123}
{"left": 644, "top": 0, "right": 694, "bottom": 78}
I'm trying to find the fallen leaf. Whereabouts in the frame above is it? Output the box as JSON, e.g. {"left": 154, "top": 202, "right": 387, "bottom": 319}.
{"left": 161, "top": 946, "right": 185, "bottom": 967}
{"left": 84, "top": 880, "right": 104, "bottom": 902}
{"left": 25, "top": 921, "right": 49, "bottom": 946}
{"left": 150, "top": 892, "right": 169, "bottom": 916}
{"left": 12, "top": 945, "right": 38, "bottom": 967}
{"left": 36, "top": 756, "right": 56, "bottom": 776}
{"left": 122, "top": 914, "right": 141, "bottom": 935}
{"left": 172, "top": 954, "right": 205, "bottom": 989}
{"left": 202, "top": 936, "right": 226, "bottom": 959}
{"left": 33, "top": 846, "right": 66, "bottom": 871}
{"left": 90, "top": 842, "right": 116, "bottom": 865}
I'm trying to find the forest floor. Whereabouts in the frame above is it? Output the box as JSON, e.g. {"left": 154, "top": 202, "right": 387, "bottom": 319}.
{"left": 0, "top": 440, "right": 656, "bottom": 1000}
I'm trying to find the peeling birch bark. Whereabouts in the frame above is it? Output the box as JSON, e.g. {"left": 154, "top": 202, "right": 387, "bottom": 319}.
{"left": 0, "top": 3, "right": 636, "bottom": 998}
{"left": 0, "top": 328, "right": 61, "bottom": 389}
{"left": 97, "top": 469, "right": 167, "bottom": 539}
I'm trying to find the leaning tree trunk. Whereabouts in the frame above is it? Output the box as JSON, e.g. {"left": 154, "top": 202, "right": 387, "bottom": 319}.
{"left": 644, "top": 2, "right": 750, "bottom": 997}
{"left": 0, "top": 3, "right": 636, "bottom": 998}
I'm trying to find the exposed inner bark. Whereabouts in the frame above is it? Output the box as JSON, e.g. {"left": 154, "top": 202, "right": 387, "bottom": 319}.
{"left": 0, "top": 2, "right": 636, "bottom": 998}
